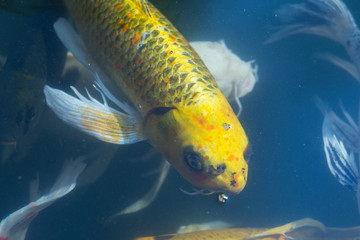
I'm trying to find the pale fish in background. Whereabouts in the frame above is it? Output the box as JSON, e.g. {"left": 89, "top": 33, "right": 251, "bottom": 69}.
{"left": 0, "top": 158, "right": 86, "bottom": 240}
{"left": 134, "top": 218, "right": 360, "bottom": 240}
{"left": 190, "top": 40, "right": 258, "bottom": 116}
{"left": 319, "top": 100, "right": 360, "bottom": 213}
{"left": 266, "top": 0, "right": 360, "bottom": 82}
{"left": 177, "top": 220, "right": 234, "bottom": 234}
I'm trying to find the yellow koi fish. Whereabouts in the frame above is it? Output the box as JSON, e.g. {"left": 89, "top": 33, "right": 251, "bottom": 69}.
{"left": 44, "top": 0, "right": 249, "bottom": 194}
{"left": 133, "top": 218, "right": 360, "bottom": 240}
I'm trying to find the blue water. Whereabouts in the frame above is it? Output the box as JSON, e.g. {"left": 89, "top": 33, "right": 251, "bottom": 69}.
{"left": 0, "top": 0, "right": 360, "bottom": 239}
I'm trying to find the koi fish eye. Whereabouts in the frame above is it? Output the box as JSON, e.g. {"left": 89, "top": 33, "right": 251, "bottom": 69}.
{"left": 183, "top": 146, "right": 204, "bottom": 172}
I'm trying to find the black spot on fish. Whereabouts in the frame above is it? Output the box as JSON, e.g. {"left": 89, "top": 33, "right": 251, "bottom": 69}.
{"left": 230, "top": 180, "right": 237, "bottom": 187}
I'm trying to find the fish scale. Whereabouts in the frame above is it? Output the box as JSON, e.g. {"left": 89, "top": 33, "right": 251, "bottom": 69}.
{"left": 64, "top": 0, "right": 219, "bottom": 114}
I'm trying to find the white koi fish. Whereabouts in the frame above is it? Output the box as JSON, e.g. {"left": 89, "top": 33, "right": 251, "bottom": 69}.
{"left": 190, "top": 40, "right": 258, "bottom": 116}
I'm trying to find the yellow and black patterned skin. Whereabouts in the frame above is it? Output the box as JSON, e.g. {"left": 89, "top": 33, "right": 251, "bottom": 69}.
{"left": 64, "top": 0, "right": 248, "bottom": 194}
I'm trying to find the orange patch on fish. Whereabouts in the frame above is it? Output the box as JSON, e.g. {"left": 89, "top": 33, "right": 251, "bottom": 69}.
{"left": 131, "top": 32, "right": 141, "bottom": 45}
{"left": 193, "top": 115, "right": 205, "bottom": 126}
{"left": 114, "top": 2, "right": 124, "bottom": 10}
{"left": 228, "top": 154, "right": 235, "bottom": 162}
{"left": 121, "top": 24, "right": 129, "bottom": 32}
{"left": 206, "top": 125, "right": 215, "bottom": 130}
{"left": 168, "top": 35, "right": 176, "bottom": 42}
{"left": 126, "top": 13, "right": 134, "bottom": 19}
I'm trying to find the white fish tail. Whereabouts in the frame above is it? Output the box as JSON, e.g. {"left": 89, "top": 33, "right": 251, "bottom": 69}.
{"left": 266, "top": 0, "right": 360, "bottom": 80}
{"left": 0, "top": 158, "right": 86, "bottom": 240}
{"left": 322, "top": 113, "right": 359, "bottom": 190}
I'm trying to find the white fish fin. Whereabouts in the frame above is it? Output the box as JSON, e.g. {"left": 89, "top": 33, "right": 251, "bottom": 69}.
{"left": 247, "top": 218, "right": 325, "bottom": 240}
{"left": 0, "top": 158, "right": 86, "bottom": 240}
{"left": 111, "top": 159, "right": 170, "bottom": 217}
{"left": 44, "top": 85, "right": 145, "bottom": 144}
{"left": 53, "top": 18, "right": 95, "bottom": 70}
{"left": 316, "top": 53, "right": 360, "bottom": 81}
{"left": 233, "top": 82, "right": 242, "bottom": 117}
{"left": 265, "top": 0, "right": 357, "bottom": 45}
{"left": 339, "top": 101, "right": 360, "bottom": 132}
{"left": 93, "top": 73, "right": 140, "bottom": 118}
{"left": 317, "top": 99, "right": 360, "bottom": 153}
{"left": 322, "top": 115, "right": 359, "bottom": 190}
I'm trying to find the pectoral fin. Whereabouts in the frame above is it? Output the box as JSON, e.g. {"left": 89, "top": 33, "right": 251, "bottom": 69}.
{"left": 44, "top": 85, "right": 145, "bottom": 144}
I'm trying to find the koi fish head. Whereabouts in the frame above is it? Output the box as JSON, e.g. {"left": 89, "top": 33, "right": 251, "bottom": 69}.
{"left": 143, "top": 93, "right": 249, "bottom": 195}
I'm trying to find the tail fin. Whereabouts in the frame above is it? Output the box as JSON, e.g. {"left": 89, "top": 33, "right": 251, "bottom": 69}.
{"left": 322, "top": 114, "right": 359, "bottom": 190}
{"left": 266, "top": 0, "right": 360, "bottom": 80}
{"left": 266, "top": 0, "right": 357, "bottom": 44}
{"left": 0, "top": 158, "right": 86, "bottom": 240}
